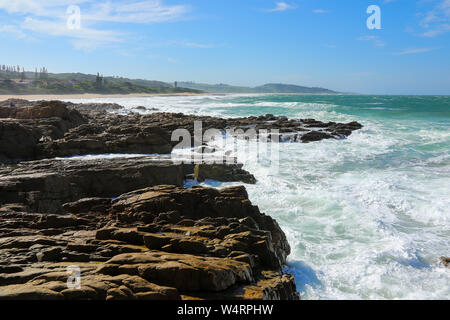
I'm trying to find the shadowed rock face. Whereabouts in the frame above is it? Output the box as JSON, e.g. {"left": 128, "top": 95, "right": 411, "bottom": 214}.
{"left": 194, "top": 163, "right": 257, "bottom": 184}
{"left": 0, "top": 157, "right": 257, "bottom": 214}
{"left": 441, "top": 257, "right": 450, "bottom": 267}
{"left": 0, "top": 157, "right": 185, "bottom": 213}
{"left": 0, "top": 122, "right": 41, "bottom": 162}
{"left": 0, "top": 101, "right": 87, "bottom": 162}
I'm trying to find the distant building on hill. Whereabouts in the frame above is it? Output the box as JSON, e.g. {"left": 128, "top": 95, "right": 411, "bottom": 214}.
{"left": 68, "top": 80, "right": 80, "bottom": 86}
{"left": 14, "top": 79, "right": 33, "bottom": 85}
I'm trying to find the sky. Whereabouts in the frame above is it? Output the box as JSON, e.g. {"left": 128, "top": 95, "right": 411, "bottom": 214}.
{"left": 0, "top": 0, "right": 449, "bottom": 94}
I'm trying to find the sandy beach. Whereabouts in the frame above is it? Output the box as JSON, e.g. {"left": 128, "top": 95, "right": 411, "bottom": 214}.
{"left": 0, "top": 92, "right": 208, "bottom": 101}
{"left": 0, "top": 92, "right": 341, "bottom": 102}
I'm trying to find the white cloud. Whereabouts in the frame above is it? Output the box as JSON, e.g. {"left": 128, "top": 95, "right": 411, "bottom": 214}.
{"left": 350, "top": 72, "right": 375, "bottom": 78}
{"left": 148, "top": 40, "right": 223, "bottom": 49}
{"left": 0, "top": 0, "right": 190, "bottom": 23}
{"left": 21, "top": 16, "right": 122, "bottom": 50}
{"left": 84, "top": 1, "right": 190, "bottom": 24}
{"left": 0, "top": 24, "right": 32, "bottom": 40}
{"left": 313, "top": 9, "right": 328, "bottom": 14}
{"left": 264, "top": 2, "right": 297, "bottom": 12}
{"left": 357, "top": 36, "right": 376, "bottom": 41}
{"left": 183, "top": 42, "right": 215, "bottom": 49}
{"left": 0, "top": 0, "right": 191, "bottom": 50}
{"left": 419, "top": 0, "right": 450, "bottom": 37}
{"left": 0, "top": 0, "right": 89, "bottom": 16}
{"left": 394, "top": 47, "right": 437, "bottom": 55}
{"left": 145, "top": 54, "right": 178, "bottom": 64}
{"left": 420, "top": 23, "right": 450, "bottom": 37}
{"left": 357, "top": 35, "right": 386, "bottom": 47}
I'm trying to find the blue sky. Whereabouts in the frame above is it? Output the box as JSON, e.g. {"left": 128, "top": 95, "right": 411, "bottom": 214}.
{"left": 0, "top": 0, "right": 449, "bottom": 94}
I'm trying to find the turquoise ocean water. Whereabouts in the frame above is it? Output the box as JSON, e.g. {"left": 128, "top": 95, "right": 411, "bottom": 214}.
{"left": 69, "top": 94, "right": 450, "bottom": 299}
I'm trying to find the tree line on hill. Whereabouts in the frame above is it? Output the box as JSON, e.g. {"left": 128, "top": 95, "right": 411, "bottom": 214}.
{"left": 0, "top": 66, "right": 202, "bottom": 95}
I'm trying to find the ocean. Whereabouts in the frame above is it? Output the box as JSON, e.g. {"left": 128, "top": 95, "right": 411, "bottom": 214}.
{"left": 66, "top": 94, "right": 450, "bottom": 300}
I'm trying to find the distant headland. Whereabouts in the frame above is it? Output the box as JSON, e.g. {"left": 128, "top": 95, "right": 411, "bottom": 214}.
{"left": 178, "top": 82, "right": 338, "bottom": 94}
{"left": 0, "top": 65, "right": 338, "bottom": 95}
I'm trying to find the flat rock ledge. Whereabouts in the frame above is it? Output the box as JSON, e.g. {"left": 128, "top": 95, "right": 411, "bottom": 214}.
{"left": 0, "top": 184, "right": 298, "bottom": 300}
{"left": 0, "top": 157, "right": 256, "bottom": 214}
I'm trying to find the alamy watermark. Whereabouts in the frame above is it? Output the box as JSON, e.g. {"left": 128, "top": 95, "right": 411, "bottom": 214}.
{"left": 65, "top": 4, "right": 382, "bottom": 31}
{"left": 367, "top": 5, "right": 381, "bottom": 30}
{"left": 67, "top": 5, "right": 81, "bottom": 30}
{"left": 67, "top": 265, "right": 81, "bottom": 289}
{"left": 171, "top": 121, "right": 281, "bottom": 174}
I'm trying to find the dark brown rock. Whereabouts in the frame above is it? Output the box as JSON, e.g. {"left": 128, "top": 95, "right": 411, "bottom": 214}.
{"left": 0, "top": 182, "right": 299, "bottom": 300}
{"left": 62, "top": 198, "right": 112, "bottom": 215}
{"left": 194, "top": 163, "right": 256, "bottom": 184}
{"left": 0, "top": 122, "right": 41, "bottom": 161}
{"left": 0, "top": 99, "right": 362, "bottom": 164}
{"left": 111, "top": 185, "right": 290, "bottom": 269}
{"left": 0, "top": 157, "right": 185, "bottom": 213}
{"left": 0, "top": 100, "right": 87, "bottom": 162}
{"left": 98, "top": 251, "right": 253, "bottom": 292}
{"left": 0, "top": 284, "right": 64, "bottom": 300}
{"left": 301, "top": 131, "right": 334, "bottom": 143}
{"left": 0, "top": 272, "right": 180, "bottom": 300}
{"left": 143, "top": 234, "right": 173, "bottom": 250}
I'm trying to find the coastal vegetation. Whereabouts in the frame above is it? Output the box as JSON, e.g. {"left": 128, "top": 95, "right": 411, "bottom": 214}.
{"left": 0, "top": 65, "right": 336, "bottom": 95}
{"left": 0, "top": 66, "right": 202, "bottom": 95}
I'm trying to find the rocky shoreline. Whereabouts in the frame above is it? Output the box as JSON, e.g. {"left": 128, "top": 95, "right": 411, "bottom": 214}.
{"left": 0, "top": 99, "right": 363, "bottom": 300}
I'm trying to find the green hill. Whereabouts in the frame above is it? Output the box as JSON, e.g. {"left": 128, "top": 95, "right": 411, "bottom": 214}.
{"left": 0, "top": 67, "right": 336, "bottom": 95}
{"left": 178, "top": 82, "right": 337, "bottom": 94}
{"left": 0, "top": 70, "right": 202, "bottom": 95}
{"left": 253, "top": 83, "right": 336, "bottom": 94}
{"left": 49, "top": 73, "right": 171, "bottom": 89}
{"left": 177, "top": 82, "right": 251, "bottom": 93}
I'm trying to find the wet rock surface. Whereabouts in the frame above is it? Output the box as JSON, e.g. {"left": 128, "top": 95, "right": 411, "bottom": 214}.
{"left": 0, "top": 157, "right": 256, "bottom": 213}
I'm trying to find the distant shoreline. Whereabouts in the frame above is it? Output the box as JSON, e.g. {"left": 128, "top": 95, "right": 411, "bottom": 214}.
{"left": 0, "top": 92, "right": 210, "bottom": 101}
{"left": 0, "top": 92, "right": 348, "bottom": 101}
